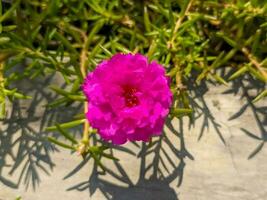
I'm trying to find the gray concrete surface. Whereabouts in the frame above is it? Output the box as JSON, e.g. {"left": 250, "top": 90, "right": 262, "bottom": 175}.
{"left": 0, "top": 75, "right": 267, "bottom": 200}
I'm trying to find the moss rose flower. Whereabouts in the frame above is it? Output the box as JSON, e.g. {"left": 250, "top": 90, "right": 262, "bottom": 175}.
{"left": 82, "top": 53, "right": 172, "bottom": 144}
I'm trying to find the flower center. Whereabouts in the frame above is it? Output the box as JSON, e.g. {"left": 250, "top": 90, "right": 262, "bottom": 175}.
{"left": 123, "top": 87, "right": 139, "bottom": 107}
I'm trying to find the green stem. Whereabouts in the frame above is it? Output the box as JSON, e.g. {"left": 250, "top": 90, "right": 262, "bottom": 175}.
{"left": 0, "top": 0, "right": 21, "bottom": 23}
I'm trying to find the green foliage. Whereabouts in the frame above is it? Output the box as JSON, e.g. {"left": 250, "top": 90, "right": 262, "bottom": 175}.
{"left": 0, "top": 0, "right": 267, "bottom": 170}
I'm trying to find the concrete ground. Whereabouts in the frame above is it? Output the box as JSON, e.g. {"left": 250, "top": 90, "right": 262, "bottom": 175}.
{"left": 0, "top": 74, "right": 267, "bottom": 200}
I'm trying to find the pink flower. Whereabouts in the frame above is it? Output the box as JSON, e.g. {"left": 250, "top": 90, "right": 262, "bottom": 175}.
{"left": 82, "top": 53, "right": 173, "bottom": 144}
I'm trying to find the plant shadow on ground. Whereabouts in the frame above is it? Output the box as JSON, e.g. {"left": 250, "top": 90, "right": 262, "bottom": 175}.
{"left": 0, "top": 74, "right": 82, "bottom": 190}
{"left": 187, "top": 70, "right": 266, "bottom": 158}
{"left": 66, "top": 117, "right": 193, "bottom": 200}
{"left": 64, "top": 72, "right": 266, "bottom": 200}
{"left": 221, "top": 71, "right": 267, "bottom": 159}
{"left": 188, "top": 77, "right": 226, "bottom": 145}
{"left": 0, "top": 71, "right": 266, "bottom": 199}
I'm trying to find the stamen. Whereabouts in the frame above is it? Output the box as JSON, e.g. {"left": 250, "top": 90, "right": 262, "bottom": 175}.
{"left": 123, "top": 87, "right": 139, "bottom": 107}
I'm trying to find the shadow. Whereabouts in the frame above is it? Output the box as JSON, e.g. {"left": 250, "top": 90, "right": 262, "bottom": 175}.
{"left": 224, "top": 73, "right": 267, "bottom": 159}
{"left": 66, "top": 117, "right": 194, "bottom": 200}
{"left": 2, "top": 66, "right": 265, "bottom": 197}
{"left": 0, "top": 74, "right": 82, "bottom": 190}
{"left": 50, "top": 71, "right": 267, "bottom": 199}
{"left": 188, "top": 70, "right": 266, "bottom": 158}
{"left": 187, "top": 78, "right": 226, "bottom": 144}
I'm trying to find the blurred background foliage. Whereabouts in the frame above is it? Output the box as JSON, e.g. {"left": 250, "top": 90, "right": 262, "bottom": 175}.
{"left": 0, "top": 0, "right": 267, "bottom": 171}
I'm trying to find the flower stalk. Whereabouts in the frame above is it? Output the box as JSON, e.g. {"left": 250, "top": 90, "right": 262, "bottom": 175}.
{"left": 78, "top": 34, "right": 90, "bottom": 157}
